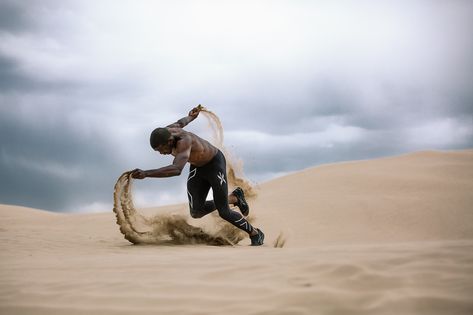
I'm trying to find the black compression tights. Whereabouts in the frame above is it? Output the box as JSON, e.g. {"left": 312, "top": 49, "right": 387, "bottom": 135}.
{"left": 187, "top": 150, "right": 254, "bottom": 234}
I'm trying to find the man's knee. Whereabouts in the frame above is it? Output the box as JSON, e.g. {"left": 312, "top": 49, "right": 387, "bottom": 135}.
{"left": 189, "top": 208, "right": 204, "bottom": 219}
{"left": 190, "top": 212, "right": 202, "bottom": 219}
{"left": 189, "top": 202, "right": 209, "bottom": 218}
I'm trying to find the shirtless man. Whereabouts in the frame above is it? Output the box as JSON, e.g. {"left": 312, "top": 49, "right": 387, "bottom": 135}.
{"left": 131, "top": 106, "right": 264, "bottom": 246}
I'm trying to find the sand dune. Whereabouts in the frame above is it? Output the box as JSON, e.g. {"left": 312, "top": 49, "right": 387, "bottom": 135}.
{"left": 1, "top": 150, "right": 473, "bottom": 314}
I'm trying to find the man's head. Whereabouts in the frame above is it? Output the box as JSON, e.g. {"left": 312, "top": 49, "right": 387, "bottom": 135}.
{"left": 150, "top": 127, "right": 173, "bottom": 154}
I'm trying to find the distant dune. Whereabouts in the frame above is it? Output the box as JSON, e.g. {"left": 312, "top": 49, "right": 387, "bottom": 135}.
{"left": 1, "top": 150, "right": 473, "bottom": 315}
{"left": 256, "top": 149, "right": 473, "bottom": 246}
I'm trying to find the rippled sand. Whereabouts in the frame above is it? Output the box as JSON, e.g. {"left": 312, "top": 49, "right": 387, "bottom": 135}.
{"left": 1, "top": 150, "right": 473, "bottom": 314}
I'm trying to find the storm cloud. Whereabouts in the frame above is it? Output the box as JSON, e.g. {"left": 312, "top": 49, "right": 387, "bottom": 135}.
{"left": 1, "top": 0, "right": 472, "bottom": 212}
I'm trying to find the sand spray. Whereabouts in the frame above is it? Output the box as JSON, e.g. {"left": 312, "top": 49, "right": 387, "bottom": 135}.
{"left": 198, "top": 106, "right": 286, "bottom": 247}
{"left": 113, "top": 171, "right": 246, "bottom": 245}
{"left": 198, "top": 105, "right": 257, "bottom": 198}
{"left": 112, "top": 106, "right": 256, "bottom": 245}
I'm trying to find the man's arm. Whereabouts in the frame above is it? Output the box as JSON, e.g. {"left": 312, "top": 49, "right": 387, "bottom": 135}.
{"left": 131, "top": 136, "right": 192, "bottom": 179}
{"left": 166, "top": 105, "right": 203, "bottom": 128}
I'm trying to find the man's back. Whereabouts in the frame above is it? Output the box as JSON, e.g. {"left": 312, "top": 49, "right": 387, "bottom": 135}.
{"left": 169, "top": 127, "right": 218, "bottom": 167}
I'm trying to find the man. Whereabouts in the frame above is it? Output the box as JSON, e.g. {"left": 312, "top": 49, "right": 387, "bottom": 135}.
{"left": 131, "top": 106, "right": 264, "bottom": 246}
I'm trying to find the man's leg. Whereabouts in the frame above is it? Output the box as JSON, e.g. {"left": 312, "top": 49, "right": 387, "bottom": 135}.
{"left": 188, "top": 167, "right": 247, "bottom": 217}
{"left": 215, "top": 182, "right": 264, "bottom": 245}
{"left": 187, "top": 167, "right": 214, "bottom": 218}
{"left": 206, "top": 153, "right": 257, "bottom": 236}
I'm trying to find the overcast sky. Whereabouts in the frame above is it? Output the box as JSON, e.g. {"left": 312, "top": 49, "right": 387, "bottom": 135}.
{"left": 1, "top": 0, "right": 472, "bottom": 212}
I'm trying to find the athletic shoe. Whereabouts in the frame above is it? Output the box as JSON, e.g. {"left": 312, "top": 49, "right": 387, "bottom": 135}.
{"left": 232, "top": 187, "right": 249, "bottom": 216}
{"left": 250, "top": 228, "right": 265, "bottom": 246}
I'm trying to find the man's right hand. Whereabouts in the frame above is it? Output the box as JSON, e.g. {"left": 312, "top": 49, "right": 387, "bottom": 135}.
{"left": 188, "top": 104, "right": 203, "bottom": 119}
{"left": 131, "top": 169, "right": 146, "bottom": 179}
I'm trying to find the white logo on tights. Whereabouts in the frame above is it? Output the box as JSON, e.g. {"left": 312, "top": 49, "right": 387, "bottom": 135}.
{"left": 217, "top": 172, "right": 226, "bottom": 185}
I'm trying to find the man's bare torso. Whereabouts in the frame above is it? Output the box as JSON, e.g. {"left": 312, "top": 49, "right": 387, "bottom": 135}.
{"left": 168, "top": 127, "right": 218, "bottom": 167}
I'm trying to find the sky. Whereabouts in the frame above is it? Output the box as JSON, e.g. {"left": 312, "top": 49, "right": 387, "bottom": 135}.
{"left": 1, "top": 0, "right": 472, "bottom": 212}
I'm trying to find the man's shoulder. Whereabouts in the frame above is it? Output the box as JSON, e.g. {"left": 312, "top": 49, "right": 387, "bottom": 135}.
{"left": 174, "top": 129, "right": 194, "bottom": 146}
{"left": 170, "top": 127, "right": 194, "bottom": 138}
{"left": 172, "top": 128, "right": 210, "bottom": 145}
{"left": 167, "top": 126, "right": 182, "bottom": 132}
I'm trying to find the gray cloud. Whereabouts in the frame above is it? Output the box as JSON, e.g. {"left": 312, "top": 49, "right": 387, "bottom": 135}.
{"left": 0, "top": 1, "right": 34, "bottom": 33}
{"left": 0, "top": 107, "right": 114, "bottom": 210}
{"left": 1, "top": 0, "right": 472, "bottom": 212}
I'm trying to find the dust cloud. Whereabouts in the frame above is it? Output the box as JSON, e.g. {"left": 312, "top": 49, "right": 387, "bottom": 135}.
{"left": 109, "top": 105, "right": 278, "bottom": 247}
{"left": 113, "top": 171, "right": 248, "bottom": 245}
{"left": 200, "top": 105, "right": 286, "bottom": 247}
{"left": 112, "top": 106, "right": 268, "bottom": 246}
{"left": 199, "top": 106, "right": 257, "bottom": 198}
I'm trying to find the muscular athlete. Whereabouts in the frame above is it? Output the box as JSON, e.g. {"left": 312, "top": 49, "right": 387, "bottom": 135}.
{"left": 131, "top": 106, "right": 264, "bottom": 246}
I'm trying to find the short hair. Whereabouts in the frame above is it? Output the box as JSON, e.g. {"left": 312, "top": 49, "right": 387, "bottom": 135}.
{"left": 150, "top": 128, "right": 171, "bottom": 149}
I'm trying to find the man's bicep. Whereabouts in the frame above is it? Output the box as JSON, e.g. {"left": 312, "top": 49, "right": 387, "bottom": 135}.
{"left": 172, "top": 149, "right": 191, "bottom": 170}
{"left": 172, "top": 137, "right": 192, "bottom": 169}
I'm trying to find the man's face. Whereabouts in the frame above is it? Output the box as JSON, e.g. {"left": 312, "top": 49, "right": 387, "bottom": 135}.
{"left": 155, "top": 140, "right": 172, "bottom": 155}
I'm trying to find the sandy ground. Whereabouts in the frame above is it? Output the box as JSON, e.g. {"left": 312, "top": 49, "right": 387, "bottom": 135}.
{"left": 1, "top": 150, "right": 473, "bottom": 315}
